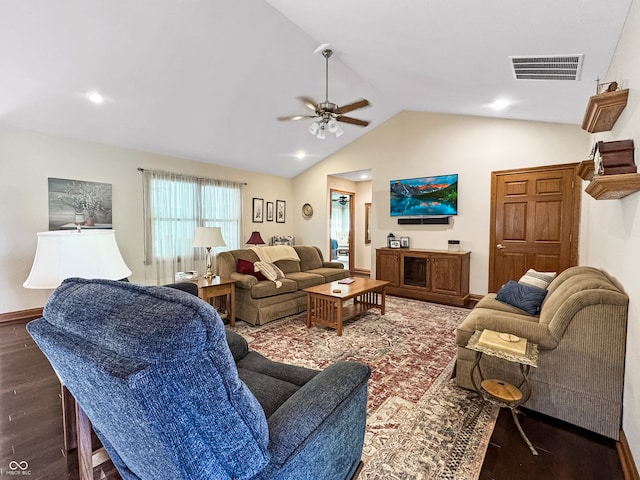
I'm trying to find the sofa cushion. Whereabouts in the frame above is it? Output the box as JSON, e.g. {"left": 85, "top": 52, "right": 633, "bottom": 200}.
{"left": 237, "top": 258, "right": 267, "bottom": 281}
{"left": 284, "top": 271, "right": 325, "bottom": 289}
{"left": 496, "top": 280, "right": 547, "bottom": 315}
{"left": 519, "top": 269, "right": 556, "bottom": 290}
{"left": 294, "top": 246, "right": 324, "bottom": 271}
{"left": 475, "top": 293, "right": 541, "bottom": 316}
{"left": 251, "top": 278, "right": 298, "bottom": 299}
{"left": 236, "top": 351, "right": 320, "bottom": 418}
{"left": 307, "top": 267, "right": 350, "bottom": 283}
{"left": 274, "top": 259, "right": 301, "bottom": 274}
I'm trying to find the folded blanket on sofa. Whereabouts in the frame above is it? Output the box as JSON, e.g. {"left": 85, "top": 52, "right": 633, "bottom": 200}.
{"left": 250, "top": 245, "right": 300, "bottom": 263}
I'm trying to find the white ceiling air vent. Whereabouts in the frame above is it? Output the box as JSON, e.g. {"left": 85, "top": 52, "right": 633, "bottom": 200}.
{"left": 510, "top": 54, "right": 584, "bottom": 80}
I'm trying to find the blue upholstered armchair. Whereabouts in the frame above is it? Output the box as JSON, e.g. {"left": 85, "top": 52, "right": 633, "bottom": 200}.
{"left": 27, "top": 278, "right": 370, "bottom": 480}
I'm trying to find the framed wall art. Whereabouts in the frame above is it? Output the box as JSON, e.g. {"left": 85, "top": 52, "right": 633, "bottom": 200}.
{"left": 252, "top": 197, "right": 264, "bottom": 223}
{"left": 48, "top": 177, "right": 112, "bottom": 230}
{"left": 266, "top": 201, "right": 274, "bottom": 221}
{"left": 276, "top": 200, "right": 286, "bottom": 223}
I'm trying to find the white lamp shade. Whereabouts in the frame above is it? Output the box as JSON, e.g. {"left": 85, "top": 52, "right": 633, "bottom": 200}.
{"left": 23, "top": 230, "right": 132, "bottom": 289}
{"left": 192, "top": 227, "right": 226, "bottom": 248}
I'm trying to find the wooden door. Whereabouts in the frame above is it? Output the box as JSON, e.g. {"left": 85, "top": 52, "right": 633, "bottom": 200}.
{"left": 489, "top": 163, "right": 580, "bottom": 292}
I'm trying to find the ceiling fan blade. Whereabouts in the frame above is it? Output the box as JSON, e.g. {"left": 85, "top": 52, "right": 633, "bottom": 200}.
{"left": 277, "top": 114, "right": 315, "bottom": 121}
{"left": 298, "top": 96, "right": 318, "bottom": 112}
{"left": 336, "top": 99, "right": 370, "bottom": 115}
{"left": 336, "top": 115, "right": 370, "bottom": 127}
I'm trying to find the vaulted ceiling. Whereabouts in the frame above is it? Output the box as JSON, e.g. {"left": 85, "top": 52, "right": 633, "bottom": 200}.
{"left": 0, "top": 1, "right": 632, "bottom": 178}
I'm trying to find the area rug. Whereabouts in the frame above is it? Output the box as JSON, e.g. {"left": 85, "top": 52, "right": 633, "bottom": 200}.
{"left": 233, "top": 296, "right": 499, "bottom": 480}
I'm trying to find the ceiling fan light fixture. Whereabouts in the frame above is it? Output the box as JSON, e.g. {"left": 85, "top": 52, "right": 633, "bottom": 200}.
{"left": 278, "top": 48, "right": 370, "bottom": 137}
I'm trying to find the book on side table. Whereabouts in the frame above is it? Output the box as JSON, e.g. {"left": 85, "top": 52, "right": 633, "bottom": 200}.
{"left": 478, "top": 329, "right": 527, "bottom": 356}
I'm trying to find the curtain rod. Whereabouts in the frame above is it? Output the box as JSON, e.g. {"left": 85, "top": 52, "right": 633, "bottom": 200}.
{"left": 137, "top": 167, "right": 247, "bottom": 185}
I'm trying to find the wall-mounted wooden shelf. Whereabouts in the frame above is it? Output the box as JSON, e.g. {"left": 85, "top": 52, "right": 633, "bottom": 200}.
{"left": 584, "top": 173, "right": 640, "bottom": 200}
{"left": 581, "top": 89, "right": 629, "bottom": 133}
{"left": 577, "top": 160, "right": 595, "bottom": 181}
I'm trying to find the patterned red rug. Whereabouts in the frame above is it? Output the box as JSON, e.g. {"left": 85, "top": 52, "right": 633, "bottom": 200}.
{"left": 233, "top": 296, "right": 498, "bottom": 479}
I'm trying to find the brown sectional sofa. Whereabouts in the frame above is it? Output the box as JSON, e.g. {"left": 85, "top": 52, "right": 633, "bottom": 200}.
{"left": 455, "top": 266, "right": 628, "bottom": 439}
{"left": 217, "top": 245, "right": 349, "bottom": 325}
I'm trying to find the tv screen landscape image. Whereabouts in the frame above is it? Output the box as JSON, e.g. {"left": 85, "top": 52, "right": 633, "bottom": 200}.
{"left": 390, "top": 174, "right": 458, "bottom": 217}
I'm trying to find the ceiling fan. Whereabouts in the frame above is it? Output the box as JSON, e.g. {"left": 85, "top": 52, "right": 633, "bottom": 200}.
{"left": 277, "top": 48, "right": 370, "bottom": 139}
{"left": 332, "top": 195, "right": 349, "bottom": 205}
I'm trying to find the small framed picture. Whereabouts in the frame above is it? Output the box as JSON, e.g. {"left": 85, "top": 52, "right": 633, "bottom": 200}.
{"left": 252, "top": 198, "right": 264, "bottom": 223}
{"left": 400, "top": 236, "right": 410, "bottom": 248}
{"left": 276, "top": 200, "right": 286, "bottom": 223}
{"left": 266, "top": 202, "right": 274, "bottom": 221}
{"left": 390, "top": 239, "right": 401, "bottom": 248}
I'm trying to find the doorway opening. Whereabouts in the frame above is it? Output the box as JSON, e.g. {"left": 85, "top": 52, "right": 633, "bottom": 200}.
{"left": 330, "top": 190, "right": 354, "bottom": 271}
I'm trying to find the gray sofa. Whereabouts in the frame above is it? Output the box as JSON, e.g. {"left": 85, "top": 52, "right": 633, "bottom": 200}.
{"left": 217, "top": 245, "right": 349, "bottom": 325}
{"left": 455, "top": 266, "right": 628, "bottom": 439}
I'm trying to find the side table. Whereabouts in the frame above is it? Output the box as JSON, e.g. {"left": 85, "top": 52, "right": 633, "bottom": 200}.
{"left": 191, "top": 277, "right": 236, "bottom": 326}
{"left": 466, "top": 329, "right": 539, "bottom": 455}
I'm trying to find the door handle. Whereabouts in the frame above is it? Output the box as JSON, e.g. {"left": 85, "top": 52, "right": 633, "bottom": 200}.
{"left": 496, "top": 244, "right": 506, "bottom": 249}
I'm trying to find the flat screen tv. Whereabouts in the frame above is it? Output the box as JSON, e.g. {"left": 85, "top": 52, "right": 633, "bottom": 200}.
{"left": 390, "top": 174, "right": 458, "bottom": 217}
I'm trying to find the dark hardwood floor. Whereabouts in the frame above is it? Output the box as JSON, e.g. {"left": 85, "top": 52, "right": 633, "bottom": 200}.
{"left": 481, "top": 408, "right": 624, "bottom": 480}
{"left": 1, "top": 319, "right": 626, "bottom": 479}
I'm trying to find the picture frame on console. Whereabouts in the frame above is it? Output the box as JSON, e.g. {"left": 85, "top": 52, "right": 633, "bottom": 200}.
{"left": 252, "top": 198, "right": 264, "bottom": 223}
{"left": 390, "top": 239, "right": 401, "bottom": 248}
{"left": 400, "top": 236, "right": 410, "bottom": 248}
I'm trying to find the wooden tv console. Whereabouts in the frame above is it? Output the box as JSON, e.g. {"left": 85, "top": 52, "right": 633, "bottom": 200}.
{"left": 376, "top": 248, "right": 470, "bottom": 306}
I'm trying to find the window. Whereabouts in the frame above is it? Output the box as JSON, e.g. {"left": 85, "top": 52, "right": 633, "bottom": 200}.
{"left": 142, "top": 170, "right": 243, "bottom": 285}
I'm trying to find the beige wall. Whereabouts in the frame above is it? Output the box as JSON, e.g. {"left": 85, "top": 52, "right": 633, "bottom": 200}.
{"left": 0, "top": 127, "right": 293, "bottom": 313}
{"left": 294, "top": 111, "right": 590, "bottom": 295}
{"left": 355, "top": 180, "right": 372, "bottom": 271}
{"left": 580, "top": 0, "right": 640, "bottom": 464}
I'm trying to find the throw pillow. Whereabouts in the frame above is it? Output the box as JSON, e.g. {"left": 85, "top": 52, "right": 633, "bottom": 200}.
{"left": 254, "top": 261, "right": 285, "bottom": 288}
{"left": 496, "top": 280, "right": 547, "bottom": 315}
{"left": 237, "top": 258, "right": 267, "bottom": 281}
{"left": 518, "top": 269, "right": 556, "bottom": 290}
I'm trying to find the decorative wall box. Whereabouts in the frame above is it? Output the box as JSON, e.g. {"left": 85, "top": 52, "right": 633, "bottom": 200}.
{"left": 581, "top": 89, "right": 629, "bottom": 133}
{"left": 585, "top": 173, "right": 640, "bottom": 200}
{"left": 597, "top": 139, "right": 636, "bottom": 175}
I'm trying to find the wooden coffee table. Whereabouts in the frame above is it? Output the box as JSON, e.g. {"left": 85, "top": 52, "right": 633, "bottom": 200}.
{"left": 304, "top": 277, "right": 389, "bottom": 335}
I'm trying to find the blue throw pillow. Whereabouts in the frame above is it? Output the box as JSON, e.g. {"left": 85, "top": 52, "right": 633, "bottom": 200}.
{"left": 496, "top": 280, "right": 547, "bottom": 315}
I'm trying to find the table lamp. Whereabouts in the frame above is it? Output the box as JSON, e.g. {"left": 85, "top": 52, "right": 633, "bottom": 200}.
{"left": 192, "top": 227, "right": 226, "bottom": 279}
{"left": 246, "top": 231, "right": 265, "bottom": 246}
{"left": 23, "top": 230, "right": 132, "bottom": 289}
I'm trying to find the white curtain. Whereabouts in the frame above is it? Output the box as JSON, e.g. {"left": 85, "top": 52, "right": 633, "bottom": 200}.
{"left": 142, "top": 169, "right": 243, "bottom": 285}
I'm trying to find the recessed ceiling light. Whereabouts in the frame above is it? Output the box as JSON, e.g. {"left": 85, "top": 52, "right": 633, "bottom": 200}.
{"left": 295, "top": 151, "right": 306, "bottom": 160}
{"left": 87, "top": 92, "right": 104, "bottom": 104}
{"left": 489, "top": 98, "right": 510, "bottom": 110}
{"left": 360, "top": 174, "right": 369, "bottom": 179}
